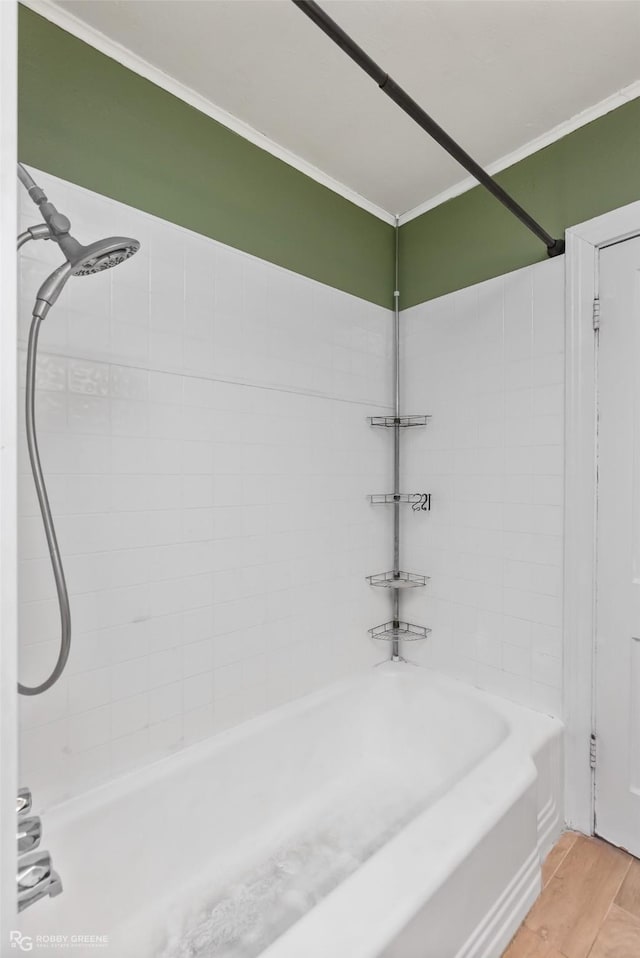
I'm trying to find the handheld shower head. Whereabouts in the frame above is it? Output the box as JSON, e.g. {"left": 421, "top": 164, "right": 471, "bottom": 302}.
{"left": 16, "top": 165, "right": 141, "bottom": 697}
{"left": 34, "top": 234, "right": 140, "bottom": 319}
{"left": 71, "top": 237, "right": 141, "bottom": 276}
{"left": 18, "top": 164, "right": 140, "bottom": 319}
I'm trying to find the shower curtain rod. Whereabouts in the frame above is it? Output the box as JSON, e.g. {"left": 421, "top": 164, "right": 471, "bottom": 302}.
{"left": 292, "top": 0, "right": 565, "bottom": 257}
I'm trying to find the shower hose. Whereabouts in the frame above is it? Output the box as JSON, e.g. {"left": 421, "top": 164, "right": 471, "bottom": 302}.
{"left": 18, "top": 309, "right": 72, "bottom": 695}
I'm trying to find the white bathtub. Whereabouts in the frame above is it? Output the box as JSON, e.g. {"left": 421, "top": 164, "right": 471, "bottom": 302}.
{"left": 18, "top": 664, "right": 563, "bottom": 958}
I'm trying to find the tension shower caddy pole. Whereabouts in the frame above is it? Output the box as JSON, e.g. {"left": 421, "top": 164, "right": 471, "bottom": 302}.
{"left": 392, "top": 219, "right": 401, "bottom": 661}
{"left": 292, "top": 0, "right": 566, "bottom": 660}
{"left": 366, "top": 219, "right": 432, "bottom": 661}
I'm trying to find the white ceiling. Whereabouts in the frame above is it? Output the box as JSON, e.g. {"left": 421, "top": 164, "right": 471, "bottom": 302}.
{"left": 45, "top": 0, "right": 640, "bottom": 218}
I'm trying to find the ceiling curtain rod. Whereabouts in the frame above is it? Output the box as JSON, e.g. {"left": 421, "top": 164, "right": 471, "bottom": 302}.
{"left": 291, "top": 0, "right": 565, "bottom": 257}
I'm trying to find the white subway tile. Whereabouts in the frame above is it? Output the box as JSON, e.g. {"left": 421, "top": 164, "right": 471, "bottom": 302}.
{"left": 502, "top": 643, "right": 530, "bottom": 676}
{"left": 183, "top": 672, "right": 213, "bottom": 710}
{"left": 147, "top": 715, "right": 183, "bottom": 754}
{"left": 404, "top": 259, "right": 564, "bottom": 717}
{"left": 68, "top": 667, "right": 111, "bottom": 715}
{"left": 111, "top": 728, "right": 150, "bottom": 776}
{"left": 109, "top": 364, "right": 149, "bottom": 401}
{"left": 111, "top": 693, "right": 148, "bottom": 739}
{"left": 68, "top": 706, "right": 111, "bottom": 752}
{"left": 531, "top": 623, "right": 562, "bottom": 657}
{"left": 148, "top": 681, "right": 182, "bottom": 724}
{"left": 19, "top": 674, "right": 68, "bottom": 730}
{"left": 502, "top": 616, "right": 532, "bottom": 650}
{"left": 183, "top": 704, "right": 215, "bottom": 745}
{"left": 532, "top": 650, "right": 563, "bottom": 688}
{"left": 148, "top": 647, "right": 182, "bottom": 689}
{"left": 112, "top": 277, "right": 150, "bottom": 328}
{"left": 111, "top": 656, "right": 149, "bottom": 701}
{"left": 182, "top": 638, "right": 213, "bottom": 678}
{"left": 68, "top": 359, "right": 109, "bottom": 397}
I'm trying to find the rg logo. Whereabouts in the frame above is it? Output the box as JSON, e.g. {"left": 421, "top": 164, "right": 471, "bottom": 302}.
{"left": 9, "top": 931, "right": 33, "bottom": 951}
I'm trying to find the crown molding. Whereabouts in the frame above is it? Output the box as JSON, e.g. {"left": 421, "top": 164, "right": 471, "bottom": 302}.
{"left": 20, "top": 0, "right": 396, "bottom": 226}
{"left": 398, "top": 78, "right": 640, "bottom": 226}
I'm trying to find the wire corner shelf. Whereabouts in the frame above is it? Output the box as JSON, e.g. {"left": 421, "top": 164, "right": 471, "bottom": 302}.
{"left": 369, "top": 621, "right": 431, "bottom": 642}
{"left": 368, "top": 415, "right": 431, "bottom": 428}
{"left": 368, "top": 493, "right": 431, "bottom": 510}
{"left": 367, "top": 571, "right": 428, "bottom": 590}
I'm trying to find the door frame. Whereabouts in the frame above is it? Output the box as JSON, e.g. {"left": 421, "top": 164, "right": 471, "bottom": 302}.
{"left": 0, "top": 0, "right": 19, "bottom": 944}
{"left": 564, "top": 200, "right": 640, "bottom": 833}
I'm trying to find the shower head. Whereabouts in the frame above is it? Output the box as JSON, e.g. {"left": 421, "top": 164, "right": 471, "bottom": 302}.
{"left": 60, "top": 235, "right": 141, "bottom": 277}
{"left": 33, "top": 235, "right": 140, "bottom": 320}
{"left": 17, "top": 163, "right": 140, "bottom": 320}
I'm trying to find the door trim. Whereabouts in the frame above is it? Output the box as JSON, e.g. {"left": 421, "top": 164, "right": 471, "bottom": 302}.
{"left": 565, "top": 201, "right": 640, "bottom": 833}
{"left": 0, "top": 0, "right": 18, "bottom": 941}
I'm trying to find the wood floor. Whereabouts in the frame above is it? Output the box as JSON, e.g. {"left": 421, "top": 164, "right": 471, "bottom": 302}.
{"left": 503, "top": 832, "right": 640, "bottom": 958}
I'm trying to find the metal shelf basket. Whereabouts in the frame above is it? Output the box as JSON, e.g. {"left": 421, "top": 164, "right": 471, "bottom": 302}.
{"left": 367, "top": 571, "right": 428, "bottom": 589}
{"left": 368, "top": 493, "right": 431, "bottom": 508}
{"left": 368, "top": 415, "right": 431, "bottom": 428}
{"left": 369, "top": 621, "right": 431, "bottom": 642}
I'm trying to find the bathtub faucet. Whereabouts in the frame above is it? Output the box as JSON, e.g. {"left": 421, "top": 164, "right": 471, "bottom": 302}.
{"left": 17, "top": 788, "right": 63, "bottom": 912}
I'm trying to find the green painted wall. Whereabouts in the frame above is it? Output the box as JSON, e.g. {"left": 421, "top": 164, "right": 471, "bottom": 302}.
{"left": 400, "top": 98, "right": 640, "bottom": 308}
{"left": 19, "top": 6, "right": 640, "bottom": 312}
{"left": 18, "top": 6, "right": 394, "bottom": 308}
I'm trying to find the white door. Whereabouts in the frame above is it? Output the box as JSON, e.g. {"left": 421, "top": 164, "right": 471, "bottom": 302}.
{"left": 595, "top": 235, "right": 640, "bottom": 855}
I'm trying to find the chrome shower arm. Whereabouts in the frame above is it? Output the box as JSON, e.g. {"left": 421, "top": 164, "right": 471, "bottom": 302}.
{"left": 17, "top": 162, "right": 45, "bottom": 203}
{"left": 18, "top": 163, "right": 71, "bottom": 238}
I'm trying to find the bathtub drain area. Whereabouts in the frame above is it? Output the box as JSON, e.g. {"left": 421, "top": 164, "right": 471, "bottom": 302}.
{"left": 153, "top": 771, "right": 432, "bottom": 958}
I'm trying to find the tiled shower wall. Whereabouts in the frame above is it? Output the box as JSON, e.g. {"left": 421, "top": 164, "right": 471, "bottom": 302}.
{"left": 402, "top": 258, "right": 564, "bottom": 717}
{"left": 18, "top": 169, "right": 392, "bottom": 808}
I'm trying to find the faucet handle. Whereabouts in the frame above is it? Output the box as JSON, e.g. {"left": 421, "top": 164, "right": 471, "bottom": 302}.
{"left": 17, "top": 788, "right": 32, "bottom": 818}
{"left": 18, "top": 850, "right": 52, "bottom": 890}
{"left": 18, "top": 816, "right": 42, "bottom": 855}
{"left": 17, "top": 851, "right": 63, "bottom": 912}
